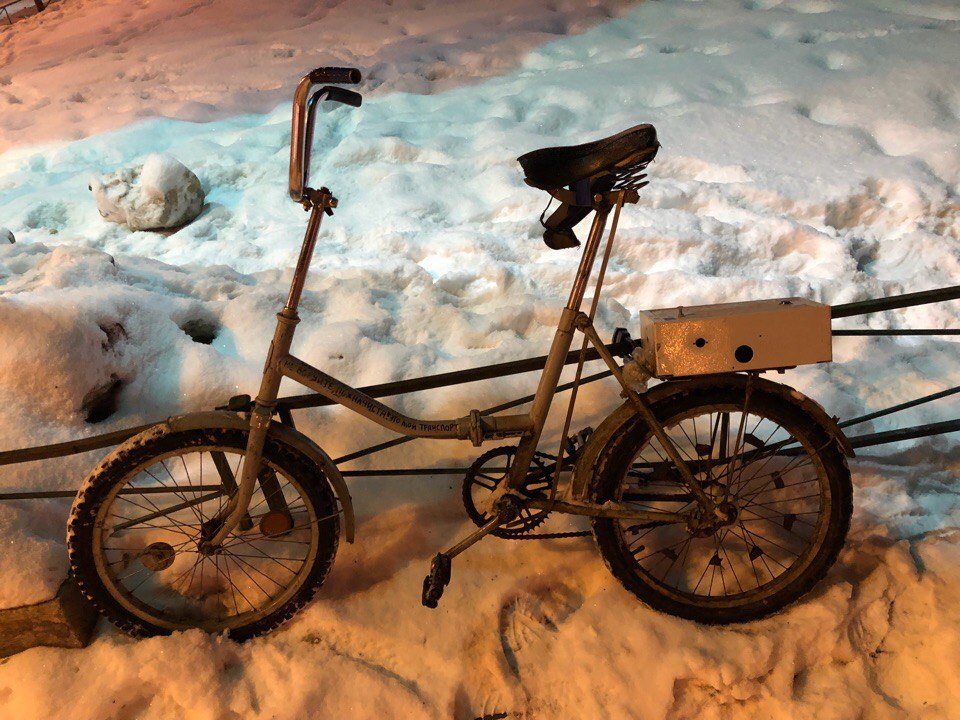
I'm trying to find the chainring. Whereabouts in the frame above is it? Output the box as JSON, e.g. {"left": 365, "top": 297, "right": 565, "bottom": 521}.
{"left": 461, "top": 446, "right": 555, "bottom": 539}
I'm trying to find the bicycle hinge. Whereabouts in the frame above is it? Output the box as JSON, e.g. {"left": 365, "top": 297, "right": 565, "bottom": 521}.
{"left": 467, "top": 409, "right": 484, "bottom": 446}
{"left": 462, "top": 412, "right": 533, "bottom": 446}
{"left": 302, "top": 186, "right": 338, "bottom": 214}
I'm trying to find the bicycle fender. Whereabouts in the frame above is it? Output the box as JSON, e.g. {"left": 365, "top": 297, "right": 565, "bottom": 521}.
{"left": 570, "top": 375, "right": 854, "bottom": 501}
{"left": 165, "top": 411, "right": 356, "bottom": 543}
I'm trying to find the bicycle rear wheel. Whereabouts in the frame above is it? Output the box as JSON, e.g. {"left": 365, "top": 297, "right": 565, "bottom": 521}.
{"left": 591, "top": 383, "right": 851, "bottom": 623}
{"left": 68, "top": 426, "right": 340, "bottom": 640}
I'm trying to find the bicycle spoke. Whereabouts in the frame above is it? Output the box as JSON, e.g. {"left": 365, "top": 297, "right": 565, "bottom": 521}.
{"left": 664, "top": 534, "right": 695, "bottom": 587}
{"left": 219, "top": 552, "right": 244, "bottom": 615}
{"left": 729, "top": 522, "right": 782, "bottom": 577}
{"left": 180, "top": 455, "right": 205, "bottom": 524}
{"left": 113, "top": 490, "right": 223, "bottom": 533}
{"left": 736, "top": 518, "right": 801, "bottom": 561}
{"left": 228, "top": 553, "right": 286, "bottom": 591}
{"left": 692, "top": 548, "right": 715, "bottom": 594}
{"left": 114, "top": 495, "right": 197, "bottom": 541}
{"left": 718, "top": 531, "right": 743, "bottom": 593}
{"left": 223, "top": 554, "right": 274, "bottom": 603}
{"left": 153, "top": 462, "right": 206, "bottom": 526}
{"left": 222, "top": 552, "right": 301, "bottom": 573}
{"left": 740, "top": 507, "right": 817, "bottom": 534}
{"left": 658, "top": 535, "right": 694, "bottom": 585}
{"left": 720, "top": 420, "right": 785, "bottom": 494}
{"left": 634, "top": 534, "right": 693, "bottom": 563}
{"left": 221, "top": 509, "right": 339, "bottom": 550}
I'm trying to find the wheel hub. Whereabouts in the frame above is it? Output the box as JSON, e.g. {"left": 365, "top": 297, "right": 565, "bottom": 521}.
{"left": 687, "top": 501, "right": 739, "bottom": 537}
{"left": 198, "top": 517, "right": 228, "bottom": 555}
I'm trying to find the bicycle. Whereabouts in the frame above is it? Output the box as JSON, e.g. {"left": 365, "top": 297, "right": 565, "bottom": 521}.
{"left": 67, "top": 67, "right": 853, "bottom": 640}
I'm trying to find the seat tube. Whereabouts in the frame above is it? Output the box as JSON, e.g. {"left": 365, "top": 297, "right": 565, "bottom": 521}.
{"left": 507, "top": 205, "right": 611, "bottom": 490}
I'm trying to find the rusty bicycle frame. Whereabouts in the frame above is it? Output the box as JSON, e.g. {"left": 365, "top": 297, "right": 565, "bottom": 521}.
{"left": 204, "top": 69, "right": 711, "bottom": 553}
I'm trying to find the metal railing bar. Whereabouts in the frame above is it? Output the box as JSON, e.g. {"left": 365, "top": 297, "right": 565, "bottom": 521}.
{"left": 0, "top": 424, "right": 156, "bottom": 468}
{"left": 831, "top": 285, "right": 960, "bottom": 319}
{"left": 3, "top": 416, "right": 957, "bottom": 501}
{"left": 3, "top": 283, "right": 960, "bottom": 497}
{"left": 847, "top": 418, "right": 960, "bottom": 449}
{"left": 0, "top": 485, "right": 223, "bottom": 500}
{"left": 839, "top": 385, "right": 960, "bottom": 429}
{"left": 832, "top": 329, "right": 960, "bottom": 336}
{"left": 0, "top": 344, "right": 629, "bottom": 468}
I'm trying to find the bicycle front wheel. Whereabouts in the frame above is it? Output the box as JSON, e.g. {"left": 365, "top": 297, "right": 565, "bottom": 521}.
{"left": 68, "top": 426, "right": 340, "bottom": 640}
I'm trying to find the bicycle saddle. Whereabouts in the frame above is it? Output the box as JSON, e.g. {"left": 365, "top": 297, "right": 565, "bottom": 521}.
{"left": 517, "top": 124, "right": 658, "bottom": 191}
{"left": 517, "top": 124, "right": 659, "bottom": 249}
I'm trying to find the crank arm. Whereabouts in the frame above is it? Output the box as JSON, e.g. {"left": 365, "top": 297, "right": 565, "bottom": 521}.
{"left": 423, "top": 501, "right": 519, "bottom": 608}
{"left": 445, "top": 512, "right": 506, "bottom": 559}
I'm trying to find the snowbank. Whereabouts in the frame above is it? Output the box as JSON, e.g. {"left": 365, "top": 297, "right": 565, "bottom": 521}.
{"left": 0, "top": 0, "right": 635, "bottom": 151}
{"left": 0, "top": 0, "right": 958, "bottom": 717}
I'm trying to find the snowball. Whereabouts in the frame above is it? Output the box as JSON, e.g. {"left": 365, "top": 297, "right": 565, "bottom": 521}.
{"left": 89, "top": 154, "right": 204, "bottom": 231}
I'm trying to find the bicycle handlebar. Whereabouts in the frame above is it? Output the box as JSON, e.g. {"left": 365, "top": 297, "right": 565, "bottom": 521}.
{"left": 323, "top": 86, "right": 363, "bottom": 108}
{"left": 289, "top": 67, "right": 362, "bottom": 202}
{"left": 309, "top": 67, "right": 361, "bottom": 85}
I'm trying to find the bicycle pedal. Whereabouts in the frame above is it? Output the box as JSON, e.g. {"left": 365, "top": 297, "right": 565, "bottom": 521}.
{"left": 421, "top": 552, "right": 452, "bottom": 608}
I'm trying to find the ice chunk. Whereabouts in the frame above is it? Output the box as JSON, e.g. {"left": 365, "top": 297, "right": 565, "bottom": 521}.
{"left": 89, "top": 154, "right": 204, "bottom": 231}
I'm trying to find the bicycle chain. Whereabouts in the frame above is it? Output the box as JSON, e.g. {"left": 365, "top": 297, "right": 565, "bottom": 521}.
{"left": 502, "top": 528, "right": 590, "bottom": 540}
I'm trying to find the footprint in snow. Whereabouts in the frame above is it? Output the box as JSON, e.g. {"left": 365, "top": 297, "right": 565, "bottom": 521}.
{"left": 451, "top": 583, "right": 585, "bottom": 720}
{"left": 498, "top": 583, "right": 585, "bottom": 680}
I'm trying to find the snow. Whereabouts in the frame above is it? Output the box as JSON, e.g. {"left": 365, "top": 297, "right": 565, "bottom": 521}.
{"left": 0, "top": 0, "right": 959, "bottom": 717}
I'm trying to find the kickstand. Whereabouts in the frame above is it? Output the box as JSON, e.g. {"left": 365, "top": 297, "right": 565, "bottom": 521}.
{"left": 422, "top": 507, "right": 515, "bottom": 608}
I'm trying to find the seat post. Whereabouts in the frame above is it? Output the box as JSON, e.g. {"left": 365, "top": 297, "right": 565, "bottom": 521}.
{"left": 506, "top": 204, "right": 612, "bottom": 491}
{"left": 565, "top": 203, "right": 612, "bottom": 312}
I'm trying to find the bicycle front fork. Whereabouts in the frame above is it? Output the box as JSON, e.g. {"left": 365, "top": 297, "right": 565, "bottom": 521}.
{"left": 204, "top": 310, "right": 297, "bottom": 548}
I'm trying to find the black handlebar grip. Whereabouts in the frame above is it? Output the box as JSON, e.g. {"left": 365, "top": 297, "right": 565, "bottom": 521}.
{"left": 324, "top": 87, "right": 363, "bottom": 107}
{"left": 308, "top": 67, "right": 361, "bottom": 85}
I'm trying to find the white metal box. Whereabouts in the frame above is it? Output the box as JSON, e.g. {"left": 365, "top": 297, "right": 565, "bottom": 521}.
{"left": 637, "top": 298, "right": 832, "bottom": 378}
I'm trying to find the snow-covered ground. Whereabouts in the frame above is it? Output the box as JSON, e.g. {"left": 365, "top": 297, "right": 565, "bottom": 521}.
{"left": 1, "top": 0, "right": 959, "bottom": 717}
